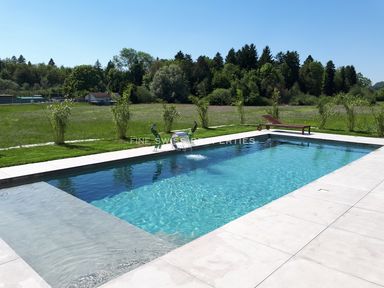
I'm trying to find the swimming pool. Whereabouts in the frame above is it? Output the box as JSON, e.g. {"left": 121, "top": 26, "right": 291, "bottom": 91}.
{"left": 48, "top": 136, "right": 377, "bottom": 244}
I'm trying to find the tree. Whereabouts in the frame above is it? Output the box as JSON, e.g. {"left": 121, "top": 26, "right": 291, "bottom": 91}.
{"left": 174, "top": 51, "right": 185, "bottom": 61}
{"left": 17, "top": 55, "right": 26, "bottom": 64}
{"left": 345, "top": 65, "right": 357, "bottom": 88}
{"left": 212, "top": 52, "right": 224, "bottom": 70}
{"left": 150, "top": 64, "right": 189, "bottom": 102}
{"left": 259, "top": 63, "right": 284, "bottom": 98}
{"left": 323, "top": 60, "right": 336, "bottom": 96}
{"left": 278, "top": 51, "right": 300, "bottom": 89}
{"left": 48, "top": 58, "right": 56, "bottom": 66}
{"left": 225, "top": 48, "right": 237, "bottom": 65}
{"left": 258, "top": 46, "right": 274, "bottom": 67}
{"left": 113, "top": 48, "right": 154, "bottom": 71}
{"left": 236, "top": 44, "right": 258, "bottom": 70}
{"left": 64, "top": 65, "right": 104, "bottom": 96}
{"left": 299, "top": 60, "right": 324, "bottom": 96}
{"left": 357, "top": 73, "right": 372, "bottom": 87}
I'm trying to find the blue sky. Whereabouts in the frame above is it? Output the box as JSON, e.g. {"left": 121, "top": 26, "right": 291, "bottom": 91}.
{"left": 1, "top": 0, "right": 383, "bottom": 83}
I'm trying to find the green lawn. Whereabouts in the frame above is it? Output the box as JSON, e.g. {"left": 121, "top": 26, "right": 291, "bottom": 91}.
{"left": 0, "top": 102, "right": 381, "bottom": 167}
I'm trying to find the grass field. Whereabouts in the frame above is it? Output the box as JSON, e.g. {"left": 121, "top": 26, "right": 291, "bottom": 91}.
{"left": 0, "top": 102, "right": 382, "bottom": 167}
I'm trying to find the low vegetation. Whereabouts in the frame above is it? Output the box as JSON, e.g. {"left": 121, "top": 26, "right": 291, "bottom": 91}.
{"left": 47, "top": 99, "right": 72, "bottom": 144}
{"left": 0, "top": 102, "right": 383, "bottom": 168}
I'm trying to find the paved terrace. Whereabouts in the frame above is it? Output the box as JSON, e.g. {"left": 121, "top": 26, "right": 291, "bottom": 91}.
{"left": 1, "top": 130, "right": 384, "bottom": 287}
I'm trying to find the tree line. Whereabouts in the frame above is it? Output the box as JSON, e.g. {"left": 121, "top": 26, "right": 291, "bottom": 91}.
{"left": 1, "top": 45, "right": 382, "bottom": 105}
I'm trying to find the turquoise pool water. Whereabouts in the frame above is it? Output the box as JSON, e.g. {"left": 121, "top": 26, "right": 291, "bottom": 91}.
{"left": 48, "top": 136, "right": 376, "bottom": 244}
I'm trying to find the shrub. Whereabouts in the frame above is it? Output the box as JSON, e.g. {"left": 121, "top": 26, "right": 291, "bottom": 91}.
{"left": 136, "top": 85, "right": 155, "bottom": 103}
{"left": 371, "top": 106, "right": 384, "bottom": 137}
{"left": 111, "top": 85, "right": 131, "bottom": 139}
{"left": 335, "top": 93, "right": 368, "bottom": 132}
{"left": 208, "top": 88, "right": 233, "bottom": 105}
{"left": 163, "top": 104, "right": 180, "bottom": 133}
{"left": 317, "top": 96, "right": 334, "bottom": 129}
{"left": 266, "top": 88, "right": 280, "bottom": 119}
{"left": 189, "top": 95, "right": 209, "bottom": 128}
{"left": 234, "top": 89, "right": 245, "bottom": 124}
{"left": 290, "top": 93, "right": 318, "bottom": 106}
{"left": 47, "top": 99, "right": 73, "bottom": 145}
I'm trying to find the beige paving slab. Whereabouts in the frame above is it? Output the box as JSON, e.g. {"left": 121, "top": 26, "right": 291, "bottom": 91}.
{"left": 299, "top": 228, "right": 384, "bottom": 286}
{"left": 332, "top": 207, "right": 384, "bottom": 241}
{"left": 257, "top": 257, "right": 381, "bottom": 288}
{"left": 100, "top": 259, "right": 212, "bottom": 288}
{"left": 0, "top": 258, "right": 51, "bottom": 288}
{"left": 291, "top": 181, "right": 369, "bottom": 205}
{"left": 315, "top": 169, "right": 383, "bottom": 191}
{"left": 262, "top": 194, "right": 350, "bottom": 225}
{"left": 162, "top": 230, "right": 290, "bottom": 288}
{"left": 356, "top": 192, "right": 384, "bottom": 213}
{"left": 0, "top": 238, "right": 18, "bottom": 265}
{"left": 222, "top": 208, "right": 325, "bottom": 254}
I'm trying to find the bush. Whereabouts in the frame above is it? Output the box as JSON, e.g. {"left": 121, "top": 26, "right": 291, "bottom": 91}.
{"left": 371, "top": 106, "right": 384, "bottom": 137}
{"left": 234, "top": 89, "right": 245, "bottom": 124}
{"left": 47, "top": 99, "right": 73, "bottom": 145}
{"left": 376, "top": 88, "right": 384, "bottom": 102}
{"left": 189, "top": 95, "right": 209, "bottom": 128}
{"left": 317, "top": 96, "right": 334, "bottom": 129}
{"left": 290, "top": 93, "right": 318, "bottom": 105}
{"left": 136, "top": 85, "right": 156, "bottom": 103}
{"left": 111, "top": 85, "right": 131, "bottom": 139}
{"left": 266, "top": 88, "right": 280, "bottom": 119}
{"left": 163, "top": 104, "right": 180, "bottom": 133}
{"left": 335, "top": 93, "right": 368, "bottom": 132}
{"left": 208, "top": 88, "right": 233, "bottom": 105}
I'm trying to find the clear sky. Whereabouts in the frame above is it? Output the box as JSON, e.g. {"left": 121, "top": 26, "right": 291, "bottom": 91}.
{"left": 1, "top": 0, "right": 383, "bottom": 83}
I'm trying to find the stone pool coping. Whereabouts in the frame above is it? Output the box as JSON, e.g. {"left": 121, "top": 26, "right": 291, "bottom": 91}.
{"left": 1, "top": 130, "right": 384, "bottom": 287}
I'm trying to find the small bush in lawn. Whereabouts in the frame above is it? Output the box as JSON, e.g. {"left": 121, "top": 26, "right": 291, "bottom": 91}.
{"left": 233, "top": 89, "right": 245, "bottom": 124}
{"left": 335, "top": 93, "right": 368, "bottom": 132}
{"left": 189, "top": 95, "right": 209, "bottom": 128}
{"left": 163, "top": 103, "right": 180, "bottom": 133}
{"left": 266, "top": 88, "right": 280, "bottom": 119}
{"left": 112, "top": 86, "right": 131, "bottom": 139}
{"left": 47, "top": 99, "right": 73, "bottom": 145}
{"left": 317, "top": 96, "right": 334, "bottom": 129}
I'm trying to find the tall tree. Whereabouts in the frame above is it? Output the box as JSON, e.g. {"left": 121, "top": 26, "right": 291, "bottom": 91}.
{"left": 258, "top": 46, "right": 274, "bottom": 67}
{"left": 17, "top": 55, "right": 26, "bottom": 64}
{"left": 48, "top": 58, "right": 56, "bottom": 66}
{"left": 236, "top": 44, "right": 258, "bottom": 70}
{"left": 299, "top": 60, "right": 324, "bottom": 96}
{"left": 323, "top": 60, "right": 336, "bottom": 96}
{"left": 278, "top": 51, "right": 300, "bottom": 89}
{"left": 225, "top": 48, "right": 237, "bottom": 65}
{"left": 174, "top": 51, "right": 185, "bottom": 61}
{"left": 212, "top": 52, "right": 224, "bottom": 70}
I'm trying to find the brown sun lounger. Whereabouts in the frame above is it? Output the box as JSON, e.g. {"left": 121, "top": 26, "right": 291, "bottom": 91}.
{"left": 262, "top": 115, "right": 311, "bottom": 135}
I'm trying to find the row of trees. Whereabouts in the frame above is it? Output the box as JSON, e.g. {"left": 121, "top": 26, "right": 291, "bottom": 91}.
{"left": 1, "top": 45, "right": 382, "bottom": 105}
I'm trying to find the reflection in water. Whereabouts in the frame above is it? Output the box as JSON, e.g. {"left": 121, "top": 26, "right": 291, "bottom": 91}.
{"left": 152, "top": 161, "right": 163, "bottom": 182}
{"left": 57, "top": 178, "right": 76, "bottom": 196}
{"left": 113, "top": 166, "right": 133, "bottom": 190}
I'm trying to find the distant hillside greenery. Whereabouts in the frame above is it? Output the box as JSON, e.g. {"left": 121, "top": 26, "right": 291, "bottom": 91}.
{"left": 0, "top": 45, "right": 382, "bottom": 105}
